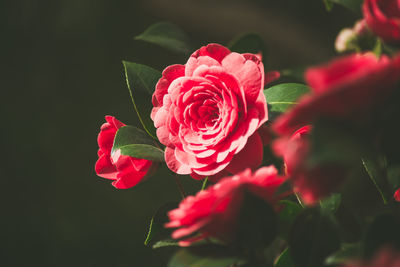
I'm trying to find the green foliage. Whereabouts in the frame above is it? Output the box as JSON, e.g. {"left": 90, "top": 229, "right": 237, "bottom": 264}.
{"left": 123, "top": 61, "right": 161, "bottom": 139}
{"left": 361, "top": 156, "right": 391, "bottom": 204}
{"left": 275, "top": 248, "right": 295, "bottom": 267}
{"left": 277, "top": 200, "right": 303, "bottom": 239}
{"left": 325, "top": 243, "right": 362, "bottom": 265}
{"left": 289, "top": 208, "right": 341, "bottom": 267}
{"left": 373, "top": 38, "right": 383, "bottom": 58}
{"left": 322, "top": 0, "right": 334, "bottom": 11}
{"left": 168, "top": 246, "right": 245, "bottom": 267}
{"left": 112, "top": 125, "right": 164, "bottom": 161}
{"left": 152, "top": 239, "right": 180, "bottom": 249}
{"left": 135, "top": 22, "right": 193, "bottom": 55}
{"left": 323, "top": 0, "right": 363, "bottom": 13}
{"left": 144, "top": 202, "right": 177, "bottom": 247}
{"left": 320, "top": 194, "right": 341, "bottom": 214}
{"left": 263, "top": 83, "right": 310, "bottom": 116}
{"left": 118, "top": 144, "right": 164, "bottom": 161}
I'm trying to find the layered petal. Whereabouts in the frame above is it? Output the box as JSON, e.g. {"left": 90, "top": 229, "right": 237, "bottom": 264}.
{"left": 151, "top": 44, "right": 268, "bottom": 177}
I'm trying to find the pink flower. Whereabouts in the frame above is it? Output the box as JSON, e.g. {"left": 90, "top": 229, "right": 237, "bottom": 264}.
{"left": 95, "top": 116, "right": 153, "bottom": 189}
{"left": 273, "top": 126, "right": 346, "bottom": 204}
{"left": 363, "top": 0, "right": 400, "bottom": 43}
{"left": 342, "top": 247, "right": 400, "bottom": 267}
{"left": 394, "top": 188, "right": 400, "bottom": 201}
{"left": 273, "top": 53, "right": 400, "bottom": 135}
{"left": 151, "top": 44, "right": 268, "bottom": 178}
{"left": 165, "top": 166, "right": 286, "bottom": 246}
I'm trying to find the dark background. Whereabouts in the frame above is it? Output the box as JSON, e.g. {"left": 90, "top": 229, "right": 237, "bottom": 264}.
{"left": 2, "top": 0, "right": 357, "bottom": 266}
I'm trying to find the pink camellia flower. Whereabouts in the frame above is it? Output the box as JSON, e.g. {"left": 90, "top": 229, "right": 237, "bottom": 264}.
{"left": 151, "top": 44, "right": 268, "bottom": 178}
{"left": 165, "top": 166, "right": 286, "bottom": 246}
{"left": 95, "top": 116, "right": 153, "bottom": 189}
{"left": 273, "top": 126, "right": 346, "bottom": 204}
{"left": 273, "top": 53, "right": 400, "bottom": 135}
{"left": 394, "top": 188, "right": 400, "bottom": 201}
{"left": 342, "top": 247, "right": 400, "bottom": 267}
{"left": 363, "top": 0, "right": 400, "bottom": 43}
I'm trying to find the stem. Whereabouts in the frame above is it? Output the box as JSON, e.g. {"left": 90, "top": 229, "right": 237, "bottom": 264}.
{"left": 361, "top": 158, "right": 388, "bottom": 205}
{"left": 173, "top": 175, "right": 186, "bottom": 199}
{"left": 295, "top": 193, "right": 305, "bottom": 208}
{"left": 201, "top": 177, "right": 209, "bottom": 190}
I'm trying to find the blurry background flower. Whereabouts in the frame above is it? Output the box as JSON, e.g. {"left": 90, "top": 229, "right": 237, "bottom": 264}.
{"left": 166, "top": 166, "right": 285, "bottom": 246}
{"left": 363, "top": 0, "right": 400, "bottom": 44}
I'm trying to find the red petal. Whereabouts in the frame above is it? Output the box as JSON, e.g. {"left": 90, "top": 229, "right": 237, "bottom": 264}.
{"left": 165, "top": 147, "right": 192, "bottom": 175}
{"left": 226, "top": 131, "right": 263, "bottom": 174}
{"left": 222, "top": 52, "right": 263, "bottom": 103}
{"left": 152, "top": 64, "right": 185, "bottom": 107}
{"left": 394, "top": 189, "right": 400, "bottom": 202}
{"left": 95, "top": 153, "right": 118, "bottom": 179}
{"left": 190, "top": 43, "right": 231, "bottom": 63}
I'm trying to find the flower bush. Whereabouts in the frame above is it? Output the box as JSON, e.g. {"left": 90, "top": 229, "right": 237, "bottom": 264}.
{"left": 94, "top": 0, "right": 400, "bottom": 266}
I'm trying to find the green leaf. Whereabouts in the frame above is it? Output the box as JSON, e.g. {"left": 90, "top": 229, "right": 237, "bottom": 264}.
{"left": 152, "top": 239, "right": 180, "bottom": 249}
{"left": 323, "top": 0, "right": 334, "bottom": 11}
{"left": 325, "top": 243, "right": 362, "bottom": 265}
{"left": 119, "top": 144, "right": 164, "bottom": 162}
{"left": 289, "top": 208, "right": 341, "bottom": 267}
{"left": 277, "top": 200, "right": 302, "bottom": 239}
{"left": 112, "top": 125, "right": 164, "bottom": 161}
{"left": 135, "top": 22, "right": 192, "bottom": 55}
{"left": 324, "top": 0, "right": 363, "bottom": 13}
{"left": 373, "top": 38, "right": 382, "bottom": 58}
{"left": 123, "top": 61, "right": 161, "bottom": 139}
{"left": 361, "top": 157, "right": 389, "bottom": 204}
{"left": 264, "top": 83, "right": 310, "bottom": 113}
{"left": 320, "top": 193, "right": 341, "bottom": 214}
{"left": 168, "top": 246, "right": 244, "bottom": 267}
{"left": 228, "top": 33, "right": 267, "bottom": 61}
{"left": 144, "top": 202, "right": 177, "bottom": 247}
{"left": 123, "top": 61, "right": 161, "bottom": 96}
{"left": 275, "top": 248, "right": 295, "bottom": 267}
{"left": 235, "top": 191, "right": 277, "bottom": 248}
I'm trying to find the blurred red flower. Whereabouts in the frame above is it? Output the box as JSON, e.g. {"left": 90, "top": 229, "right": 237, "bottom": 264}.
{"left": 95, "top": 116, "right": 153, "bottom": 189}
{"left": 394, "top": 188, "right": 400, "bottom": 201}
{"left": 363, "top": 0, "right": 400, "bottom": 43}
{"left": 273, "top": 126, "right": 345, "bottom": 204}
{"left": 273, "top": 53, "right": 400, "bottom": 135}
{"left": 165, "top": 166, "right": 285, "bottom": 246}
